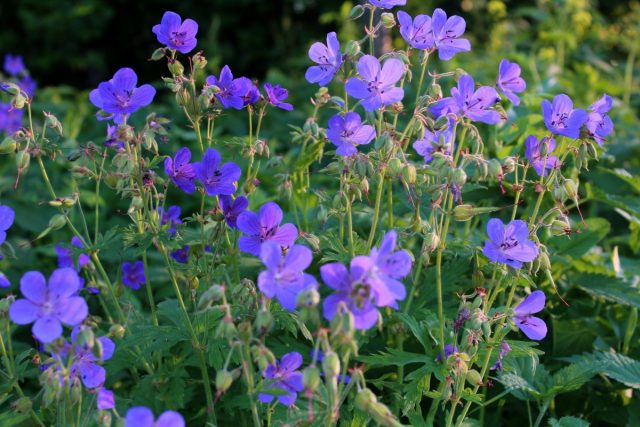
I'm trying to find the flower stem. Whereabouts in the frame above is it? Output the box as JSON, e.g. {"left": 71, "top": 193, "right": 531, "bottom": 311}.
{"left": 367, "top": 169, "right": 386, "bottom": 250}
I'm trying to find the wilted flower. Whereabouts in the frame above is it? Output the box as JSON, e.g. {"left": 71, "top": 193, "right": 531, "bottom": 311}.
{"left": 326, "top": 112, "right": 376, "bottom": 156}
{"left": 121, "top": 261, "right": 146, "bottom": 290}
{"left": 194, "top": 148, "right": 241, "bottom": 196}
{"left": 491, "top": 340, "right": 511, "bottom": 371}
{"left": 413, "top": 118, "right": 455, "bottom": 162}
{"left": 345, "top": 55, "right": 405, "bottom": 111}
{"left": 369, "top": 0, "right": 406, "bottom": 8}
{"left": 158, "top": 205, "right": 182, "bottom": 236}
{"left": 431, "top": 8, "right": 471, "bottom": 61}
{"left": 164, "top": 147, "right": 196, "bottom": 194}
{"left": 105, "top": 124, "right": 125, "bottom": 150}
{"left": 170, "top": 246, "right": 190, "bottom": 264}
{"left": 431, "top": 75, "right": 501, "bottom": 124}
{"left": 152, "top": 11, "right": 198, "bottom": 54}
{"left": 512, "top": 291, "right": 547, "bottom": 340}
{"left": 3, "top": 54, "right": 25, "bottom": 76}
{"left": 586, "top": 94, "right": 613, "bottom": 146}
{"left": 524, "top": 135, "right": 559, "bottom": 177}
{"left": 258, "top": 241, "right": 317, "bottom": 311}
{"left": 219, "top": 195, "right": 248, "bottom": 229}
{"left": 55, "top": 236, "right": 90, "bottom": 271}
{"left": 237, "top": 202, "right": 298, "bottom": 256}
{"left": 264, "top": 83, "right": 293, "bottom": 111}
{"left": 541, "top": 94, "right": 588, "bottom": 139}
{"left": 397, "top": 11, "right": 434, "bottom": 50}
{"left": 89, "top": 68, "right": 156, "bottom": 123}
{"left": 305, "top": 32, "right": 343, "bottom": 87}
{"left": 258, "top": 352, "right": 304, "bottom": 406}
{"left": 497, "top": 59, "right": 526, "bottom": 106}
{"left": 0, "top": 103, "right": 23, "bottom": 134}
{"left": 482, "top": 219, "right": 538, "bottom": 268}
{"left": 9, "top": 268, "right": 88, "bottom": 343}
{"left": 124, "top": 407, "right": 185, "bottom": 427}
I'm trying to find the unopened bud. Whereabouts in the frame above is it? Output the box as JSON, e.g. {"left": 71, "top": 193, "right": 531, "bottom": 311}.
{"left": 44, "top": 112, "right": 64, "bottom": 136}
{"left": 75, "top": 326, "right": 95, "bottom": 348}
{"left": 254, "top": 308, "right": 273, "bottom": 335}
{"left": 349, "top": 5, "right": 365, "bottom": 19}
{"left": 109, "top": 324, "right": 126, "bottom": 339}
{"left": 0, "top": 137, "right": 17, "bottom": 154}
{"left": 48, "top": 214, "right": 66, "bottom": 230}
{"left": 150, "top": 48, "right": 166, "bottom": 61}
{"left": 381, "top": 12, "right": 396, "bottom": 28}
{"left": 466, "top": 369, "right": 483, "bottom": 386}
{"left": 453, "top": 204, "right": 475, "bottom": 221}
{"left": 16, "top": 150, "right": 30, "bottom": 170}
{"left": 450, "top": 168, "right": 467, "bottom": 187}
{"left": 344, "top": 40, "right": 361, "bottom": 57}
{"left": 215, "top": 370, "right": 234, "bottom": 393}
{"left": 354, "top": 389, "right": 378, "bottom": 412}
{"left": 388, "top": 158, "right": 403, "bottom": 175}
{"left": 192, "top": 52, "right": 208, "bottom": 69}
{"left": 296, "top": 288, "right": 320, "bottom": 308}
{"left": 11, "top": 397, "right": 32, "bottom": 413}
{"left": 487, "top": 159, "right": 503, "bottom": 179}
{"left": 563, "top": 178, "right": 579, "bottom": 199}
{"left": 168, "top": 59, "right": 184, "bottom": 76}
{"left": 402, "top": 164, "right": 417, "bottom": 185}
{"left": 502, "top": 157, "right": 516, "bottom": 174}
{"left": 322, "top": 351, "right": 340, "bottom": 378}
{"left": 303, "top": 366, "right": 321, "bottom": 391}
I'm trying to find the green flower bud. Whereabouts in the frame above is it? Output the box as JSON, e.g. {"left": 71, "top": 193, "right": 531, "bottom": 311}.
{"left": 381, "top": 12, "right": 396, "bottom": 28}
{"left": 109, "top": 324, "right": 126, "bottom": 339}
{"left": 322, "top": 351, "right": 340, "bottom": 378}
{"left": 44, "top": 112, "right": 64, "bottom": 136}
{"left": 428, "top": 83, "right": 443, "bottom": 99}
{"left": 344, "top": 40, "right": 361, "bottom": 57}
{"left": 402, "top": 164, "right": 417, "bottom": 185}
{"left": 424, "top": 231, "right": 440, "bottom": 253}
{"left": 303, "top": 366, "right": 321, "bottom": 391}
{"left": 254, "top": 307, "right": 273, "bottom": 335}
{"left": 502, "top": 157, "right": 516, "bottom": 174}
{"left": 434, "top": 115, "right": 450, "bottom": 130}
{"left": 296, "top": 288, "right": 320, "bottom": 308}
{"left": 12, "top": 94, "right": 26, "bottom": 109}
{"left": 487, "top": 159, "right": 503, "bottom": 179}
{"left": 563, "top": 178, "right": 579, "bottom": 199}
{"left": 168, "top": 59, "right": 184, "bottom": 76}
{"left": 1, "top": 82, "right": 21, "bottom": 96}
{"left": 453, "top": 204, "right": 475, "bottom": 221}
{"left": 92, "top": 337, "right": 104, "bottom": 360}
{"left": 192, "top": 52, "right": 208, "bottom": 69}
{"left": 215, "top": 370, "right": 234, "bottom": 393}
{"left": 349, "top": 4, "right": 365, "bottom": 19}
{"left": 11, "top": 397, "right": 32, "bottom": 413}
{"left": 16, "top": 150, "right": 30, "bottom": 170}
{"left": 150, "top": 48, "right": 166, "bottom": 61}
{"left": 388, "top": 158, "right": 403, "bottom": 175}
{"left": 355, "top": 389, "right": 378, "bottom": 412}
{"left": 451, "top": 168, "right": 467, "bottom": 187}
{"left": 48, "top": 214, "right": 67, "bottom": 230}
{"left": 75, "top": 327, "right": 95, "bottom": 348}
{"left": 0, "top": 137, "right": 17, "bottom": 154}
{"left": 466, "top": 369, "right": 483, "bottom": 386}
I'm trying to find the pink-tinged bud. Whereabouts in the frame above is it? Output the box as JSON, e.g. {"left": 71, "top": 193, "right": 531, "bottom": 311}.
{"left": 303, "top": 366, "right": 321, "bottom": 391}
{"left": 322, "top": 351, "right": 340, "bottom": 378}
{"left": 215, "top": 370, "right": 234, "bottom": 393}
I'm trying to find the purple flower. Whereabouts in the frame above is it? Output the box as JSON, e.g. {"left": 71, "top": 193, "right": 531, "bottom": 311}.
{"left": 9, "top": 268, "right": 88, "bottom": 343}
{"left": 321, "top": 231, "right": 409, "bottom": 329}
{"left": 0, "top": 272, "right": 10, "bottom": 288}
{"left": 124, "top": 407, "right": 185, "bottom": 427}
{"left": 264, "top": 83, "right": 293, "bottom": 111}
{"left": 121, "top": 261, "right": 146, "bottom": 290}
{"left": 482, "top": 219, "right": 538, "bottom": 268}
{"left": 497, "top": 59, "right": 526, "bottom": 106}
{"left": 89, "top": 68, "right": 156, "bottom": 123}
{"left": 258, "top": 352, "right": 304, "bottom": 406}
{"left": 305, "top": 32, "right": 343, "bottom": 87}
{"left": 206, "top": 66, "right": 247, "bottom": 110}
{"left": 491, "top": 341, "right": 511, "bottom": 371}
{"left": 194, "top": 148, "right": 241, "bottom": 196}
{"left": 152, "top": 11, "right": 198, "bottom": 54}
{"left": 397, "top": 11, "right": 434, "bottom": 50}
{"left": 524, "top": 135, "right": 559, "bottom": 177}
{"left": 326, "top": 112, "right": 376, "bottom": 156}
{"left": 541, "top": 94, "right": 588, "bottom": 139}
{"left": 105, "top": 125, "right": 125, "bottom": 150}
{"left": 164, "top": 147, "right": 196, "bottom": 194}
{"left": 56, "top": 236, "right": 90, "bottom": 271}
{"left": 432, "top": 75, "right": 501, "bottom": 124}
{"left": 431, "top": 9, "right": 471, "bottom": 61}
{"left": 258, "top": 242, "right": 317, "bottom": 311}
{"left": 4, "top": 54, "right": 25, "bottom": 76}
{"left": 50, "top": 326, "right": 115, "bottom": 388}
{"left": 170, "top": 246, "right": 190, "bottom": 264}
{"left": 0, "top": 205, "right": 15, "bottom": 249}
{"left": 345, "top": 55, "right": 405, "bottom": 112}
{"left": 237, "top": 202, "right": 298, "bottom": 256}
{"left": 413, "top": 118, "right": 455, "bottom": 162}
{"left": 512, "top": 291, "right": 547, "bottom": 340}
{"left": 97, "top": 388, "right": 115, "bottom": 410}
{"left": 235, "top": 77, "right": 260, "bottom": 107}
{"left": 586, "top": 94, "right": 613, "bottom": 146}
{"left": 158, "top": 205, "right": 182, "bottom": 236}
{"left": 19, "top": 75, "right": 37, "bottom": 98}
{"left": 0, "top": 103, "right": 23, "bottom": 134}
{"left": 219, "top": 195, "right": 248, "bottom": 229}
{"left": 436, "top": 344, "right": 458, "bottom": 363}
{"left": 369, "top": 0, "right": 406, "bottom": 8}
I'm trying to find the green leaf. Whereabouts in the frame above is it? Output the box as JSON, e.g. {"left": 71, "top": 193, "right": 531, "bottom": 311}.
{"left": 563, "top": 351, "right": 640, "bottom": 390}
{"left": 553, "top": 218, "right": 610, "bottom": 258}
{"left": 357, "top": 348, "right": 432, "bottom": 368}
{"left": 573, "top": 274, "right": 640, "bottom": 309}
{"left": 548, "top": 416, "right": 590, "bottom": 427}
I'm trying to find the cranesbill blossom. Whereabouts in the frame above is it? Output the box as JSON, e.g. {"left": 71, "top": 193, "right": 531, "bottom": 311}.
{"left": 121, "top": 261, "right": 146, "bottom": 290}
{"left": 345, "top": 55, "right": 405, "bottom": 111}
{"left": 586, "top": 94, "right": 614, "bottom": 146}
{"left": 431, "top": 9, "right": 471, "bottom": 61}
{"left": 482, "top": 219, "right": 538, "bottom": 268}
{"left": 4, "top": 54, "right": 25, "bottom": 76}
{"left": 491, "top": 341, "right": 511, "bottom": 371}
{"left": 432, "top": 75, "right": 501, "bottom": 124}
{"left": 397, "top": 11, "right": 434, "bottom": 50}
{"left": 237, "top": 202, "right": 298, "bottom": 256}
{"left": 195, "top": 148, "right": 241, "bottom": 196}
{"left": 497, "top": 59, "right": 526, "bottom": 106}
{"left": 0, "top": 103, "right": 22, "bottom": 134}
{"left": 97, "top": 388, "right": 115, "bottom": 410}
{"left": 19, "top": 75, "right": 36, "bottom": 98}
{"left": 158, "top": 205, "right": 182, "bottom": 236}
{"left": 326, "top": 112, "right": 376, "bottom": 156}
{"left": 0, "top": 272, "right": 10, "bottom": 288}
{"left": 105, "top": 125, "right": 125, "bottom": 150}
{"left": 305, "top": 32, "right": 342, "bottom": 87}
{"left": 0, "top": 205, "right": 15, "bottom": 253}
{"left": 413, "top": 119, "right": 455, "bottom": 162}
{"left": 258, "top": 352, "right": 304, "bottom": 406}
{"left": 124, "top": 407, "right": 185, "bottom": 427}
{"left": 369, "top": 0, "right": 406, "bottom": 8}
{"left": 164, "top": 147, "right": 196, "bottom": 194}
{"left": 258, "top": 241, "right": 317, "bottom": 311}
{"left": 219, "top": 195, "right": 248, "bottom": 229}
{"left": 236, "top": 77, "right": 260, "bottom": 107}
{"left": 9, "top": 268, "right": 88, "bottom": 343}
{"left": 541, "top": 94, "right": 588, "bottom": 139}
{"left": 50, "top": 326, "right": 115, "bottom": 388}
{"left": 89, "top": 68, "right": 155, "bottom": 123}
{"left": 512, "top": 291, "right": 547, "bottom": 340}
{"left": 264, "top": 83, "right": 293, "bottom": 111}
{"left": 171, "top": 246, "right": 190, "bottom": 264}
{"left": 524, "top": 135, "right": 559, "bottom": 177}
{"left": 206, "top": 66, "right": 246, "bottom": 110}
{"left": 152, "top": 11, "right": 198, "bottom": 54}
{"left": 56, "top": 236, "right": 90, "bottom": 271}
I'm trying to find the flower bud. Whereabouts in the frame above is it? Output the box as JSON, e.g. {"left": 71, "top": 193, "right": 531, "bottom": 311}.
{"left": 215, "top": 319, "right": 237, "bottom": 340}
{"left": 360, "top": 176, "right": 370, "bottom": 194}
{"left": 168, "top": 59, "right": 184, "bottom": 76}
{"left": 344, "top": 40, "right": 361, "bottom": 57}
{"left": 381, "top": 12, "right": 396, "bottom": 28}
{"left": 11, "top": 397, "right": 32, "bottom": 413}
{"left": 450, "top": 168, "right": 467, "bottom": 187}
{"left": 192, "top": 52, "right": 208, "bottom": 69}
{"left": 254, "top": 307, "right": 273, "bottom": 335}
{"left": 466, "top": 369, "right": 483, "bottom": 386}
{"left": 16, "top": 150, "right": 30, "bottom": 170}
{"left": 109, "top": 324, "right": 126, "bottom": 339}
{"left": 424, "top": 231, "right": 440, "bottom": 253}
{"left": 1, "top": 82, "right": 21, "bottom": 96}
{"left": 44, "top": 112, "right": 64, "bottom": 136}
{"left": 428, "top": 83, "right": 443, "bottom": 99}
{"left": 453, "top": 204, "right": 475, "bottom": 221}
{"left": 128, "top": 196, "right": 144, "bottom": 214}
{"left": 150, "top": 48, "right": 166, "bottom": 61}
{"left": 402, "top": 164, "right": 417, "bottom": 185}
{"left": 296, "top": 288, "right": 320, "bottom": 308}
{"left": 215, "top": 370, "right": 234, "bottom": 393}
{"left": 563, "top": 178, "right": 579, "bottom": 199}
{"left": 92, "top": 337, "right": 104, "bottom": 360}
{"left": 354, "top": 389, "right": 378, "bottom": 412}
{"left": 74, "top": 326, "right": 95, "bottom": 348}
{"left": 487, "top": 159, "right": 503, "bottom": 179}
{"left": 48, "top": 214, "right": 66, "bottom": 230}
{"left": 349, "top": 4, "right": 365, "bottom": 19}
{"left": 374, "top": 133, "right": 392, "bottom": 152}
{"left": 502, "top": 157, "right": 516, "bottom": 174}
{"left": 12, "top": 94, "right": 26, "bottom": 109}
{"left": 303, "top": 366, "right": 321, "bottom": 391}
{"left": 322, "top": 351, "right": 340, "bottom": 378}
{"left": 0, "top": 137, "right": 17, "bottom": 154}
{"left": 388, "top": 158, "right": 403, "bottom": 175}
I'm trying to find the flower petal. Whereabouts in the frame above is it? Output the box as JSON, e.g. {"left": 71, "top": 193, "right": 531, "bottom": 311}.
{"left": 32, "top": 316, "right": 63, "bottom": 343}
{"left": 20, "top": 271, "right": 47, "bottom": 304}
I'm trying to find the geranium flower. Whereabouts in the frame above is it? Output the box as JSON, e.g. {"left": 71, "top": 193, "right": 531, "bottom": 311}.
{"left": 413, "top": 118, "right": 455, "bottom": 163}
{"left": 55, "top": 236, "right": 90, "bottom": 271}
{"left": 345, "top": 55, "right": 405, "bottom": 111}
{"left": 219, "top": 195, "right": 248, "bottom": 229}
{"left": 89, "top": 68, "right": 156, "bottom": 123}
{"left": 258, "top": 352, "right": 304, "bottom": 406}
{"left": 431, "top": 8, "right": 471, "bottom": 61}
{"left": 0, "top": 103, "right": 22, "bottom": 134}
{"left": 305, "top": 32, "right": 342, "bottom": 87}
{"left": 326, "top": 112, "right": 376, "bottom": 156}
{"left": 3, "top": 54, "right": 25, "bottom": 76}
{"left": 264, "top": 83, "right": 293, "bottom": 111}
{"left": 482, "top": 219, "right": 538, "bottom": 268}
{"left": 124, "top": 407, "right": 185, "bottom": 427}
{"left": 541, "top": 94, "right": 588, "bottom": 139}
{"left": 512, "top": 291, "right": 547, "bottom": 340}
{"left": 158, "top": 205, "right": 182, "bottom": 236}
{"left": 194, "top": 148, "right": 241, "bottom": 196}
{"left": 164, "top": 147, "right": 196, "bottom": 194}
{"left": 431, "top": 75, "right": 501, "bottom": 124}
{"left": 369, "top": 0, "right": 406, "bottom": 8}
{"left": 121, "top": 261, "right": 146, "bottom": 290}
{"left": 497, "top": 59, "right": 526, "bottom": 106}
{"left": 397, "top": 11, "right": 434, "bottom": 50}
{"left": 524, "top": 135, "right": 559, "bottom": 177}
{"left": 586, "top": 94, "right": 614, "bottom": 146}
{"left": 237, "top": 202, "right": 298, "bottom": 256}
{"left": 152, "top": 11, "right": 198, "bottom": 54}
